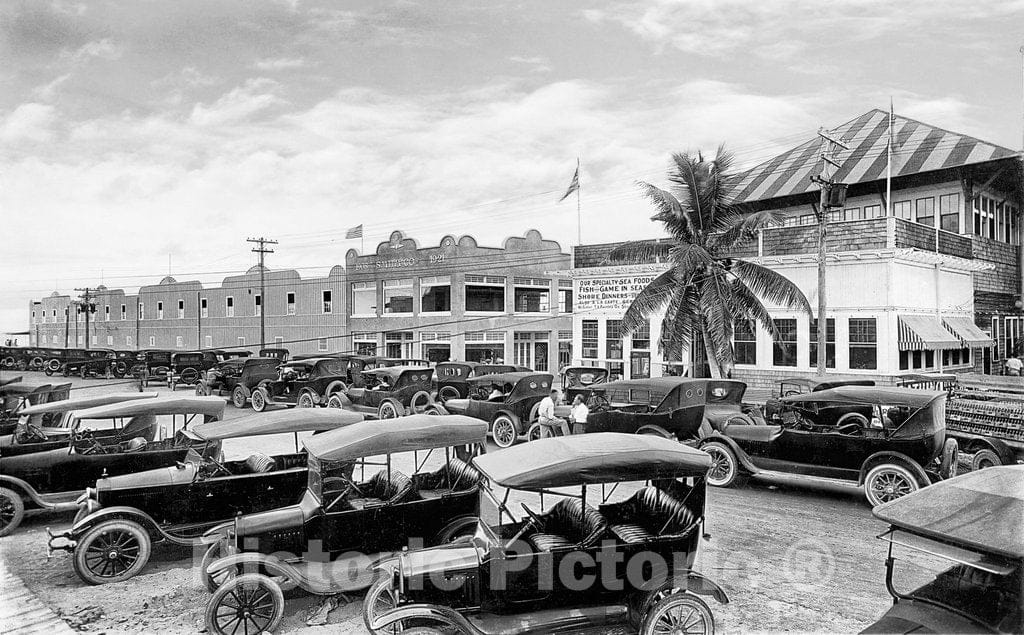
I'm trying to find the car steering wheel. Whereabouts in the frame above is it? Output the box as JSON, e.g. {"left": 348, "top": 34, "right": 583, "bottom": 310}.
{"left": 21, "top": 423, "right": 47, "bottom": 442}
{"left": 587, "top": 394, "right": 610, "bottom": 411}
{"left": 836, "top": 422, "right": 863, "bottom": 436}
{"left": 520, "top": 502, "right": 545, "bottom": 528}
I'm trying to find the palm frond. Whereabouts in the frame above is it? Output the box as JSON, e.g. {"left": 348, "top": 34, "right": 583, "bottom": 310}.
{"left": 620, "top": 269, "right": 677, "bottom": 334}
{"left": 698, "top": 272, "right": 735, "bottom": 370}
{"left": 657, "top": 285, "right": 698, "bottom": 360}
{"left": 605, "top": 240, "right": 673, "bottom": 265}
{"left": 730, "top": 259, "right": 813, "bottom": 316}
{"left": 636, "top": 181, "right": 696, "bottom": 242}
{"left": 724, "top": 278, "right": 781, "bottom": 339}
{"left": 709, "top": 209, "right": 785, "bottom": 252}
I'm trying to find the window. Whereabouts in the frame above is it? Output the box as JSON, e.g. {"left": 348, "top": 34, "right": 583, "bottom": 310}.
{"left": 558, "top": 331, "right": 572, "bottom": 368}
{"left": 53, "top": 335, "right": 59, "bottom": 344}
{"left": 915, "top": 197, "right": 934, "bottom": 227}
{"left": 808, "top": 318, "right": 836, "bottom": 368}
{"left": 632, "top": 320, "right": 650, "bottom": 350}
{"left": 843, "top": 207, "right": 862, "bottom": 220}
{"left": 175, "top": 336, "right": 184, "bottom": 348}
{"left": 274, "top": 336, "right": 284, "bottom": 347}
{"left": 177, "top": 299, "right": 185, "bottom": 319}
{"left": 254, "top": 294, "right": 261, "bottom": 317}
{"left": 863, "top": 204, "right": 882, "bottom": 219}
{"left": 582, "top": 320, "right": 598, "bottom": 358}
{"left": 849, "top": 318, "right": 877, "bottom": 370}
{"left": 385, "top": 331, "right": 414, "bottom": 358}
{"left": 200, "top": 298, "right": 208, "bottom": 318}
{"left": 104, "top": 305, "right": 110, "bottom": 321}
{"left": 237, "top": 337, "right": 245, "bottom": 346}
{"left": 322, "top": 290, "right": 332, "bottom": 314}
{"left": 465, "top": 275, "right": 505, "bottom": 312}
{"left": 893, "top": 200, "right": 912, "bottom": 220}
{"left": 383, "top": 279, "right": 414, "bottom": 314}
{"left": 138, "top": 302, "right": 145, "bottom": 320}
{"left": 204, "top": 335, "right": 212, "bottom": 348}
{"left": 772, "top": 318, "right": 797, "bottom": 367}
{"left": 351, "top": 282, "right": 376, "bottom": 315}
{"left": 318, "top": 338, "right": 329, "bottom": 352}
{"left": 606, "top": 320, "right": 623, "bottom": 359}
{"left": 734, "top": 320, "right": 756, "bottom": 365}
{"left": 53, "top": 308, "right": 57, "bottom": 319}
{"left": 558, "top": 280, "right": 573, "bottom": 313}
{"left": 630, "top": 352, "right": 651, "bottom": 379}
{"left": 106, "top": 335, "right": 113, "bottom": 345}
{"left": 225, "top": 297, "right": 234, "bottom": 318}
{"left": 157, "top": 301, "right": 164, "bottom": 320}
{"left": 286, "top": 292, "right": 295, "bottom": 315}
{"left": 513, "top": 278, "right": 550, "bottom": 313}
{"left": 90, "top": 334, "right": 96, "bottom": 345}
{"left": 353, "top": 332, "right": 377, "bottom": 356}
{"left": 148, "top": 336, "right": 156, "bottom": 347}
{"left": 420, "top": 276, "right": 451, "bottom": 313}
{"left": 126, "top": 335, "right": 133, "bottom": 347}
{"left": 939, "top": 193, "right": 959, "bottom": 233}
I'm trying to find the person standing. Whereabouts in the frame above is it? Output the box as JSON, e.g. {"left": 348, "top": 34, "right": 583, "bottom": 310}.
{"left": 569, "top": 394, "right": 589, "bottom": 434}
{"left": 537, "top": 389, "right": 570, "bottom": 437}
{"left": 1006, "top": 355, "right": 1023, "bottom": 376}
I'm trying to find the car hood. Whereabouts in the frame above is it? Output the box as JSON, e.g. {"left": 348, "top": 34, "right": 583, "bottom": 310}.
{"left": 236, "top": 502, "right": 305, "bottom": 537}
{"left": 442, "top": 398, "right": 470, "bottom": 414}
{"left": 97, "top": 462, "right": 198, "bottom": 491}
{"left": 401, "top": 542, "right": 480, "bottom": 579}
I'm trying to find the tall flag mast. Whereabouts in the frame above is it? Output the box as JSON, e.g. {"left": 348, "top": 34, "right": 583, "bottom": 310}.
{"left": 559, "top": 158, "right": 581, "bottom": 244}
{"left": 886, "top": 99, "right": 894, "bottom": 217}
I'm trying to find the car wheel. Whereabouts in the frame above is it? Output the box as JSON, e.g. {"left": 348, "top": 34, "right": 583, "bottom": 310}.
{"left": 526, "top": 422, "right": 544, "bottom": 442}
{"left": 491, "top": 414, "right": 518, "bottom": 448}
{"left": 363, "top": 575, "right": 405, "bottom": 635}
{"left": 72, "top": 519, "right": 152, "bottom": 585}
{"left": 409, "top": 390, "right": 432, "bottom": 414}
{"left": 864, "top": 464, "right": 919, "bottom": 507}
{"left": 200, "top": 541, "right": 234, "bottom": 593}
{"left": 641, "top": 592, "right": 715, "bottom": 635}
{"left": 2, "top": 356, "right": 14, "bottom": 367}
{"left": 703, "top": 441, "right": 740, "bottom": 488}
{"left": 423, "top": 403, "right": 448, "bottom": 416}
{"left": 939, "top": 439, "right": 958, "bottom": 480}
{"left": 297, "top": 392, "right": 316, "bottom": 408}
{"left": 437, "top": 386, "right": 460, "bottom": 402}
{"left": 378, "top": 401, "right": 401, "bottom": 420}
{"left": 251, "top": 389, "right": 268, "bottom": 412}
{"left": 195, "top": 383, "right": 207, "bottom": 396}
{"left": 231, "top": 386, "right": 247, "bottom": 408}
{"left": 44, "top": 367, "right": 54, "bottom": 376}
{"left": 971, "top": 448, "right": 1001, "bottom": 471}
{"left": 205, "top": 574, "right": 283, "bottom": 635}
{"left": 0, "top": 488, "right": 25, "bottom": 537}
{"left": 326, "top": 393, "right": 347, "bottom": 409}
{"left": 80, "top": 366, "right": 88, "bottom": 379}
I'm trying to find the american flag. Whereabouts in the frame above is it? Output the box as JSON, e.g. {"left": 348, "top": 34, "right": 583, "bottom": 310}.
{"left": 345, "top": 224, "right": 363, "bottom": 239}
{"left": 558, "top": 163, "right": 580, "bottom": 202}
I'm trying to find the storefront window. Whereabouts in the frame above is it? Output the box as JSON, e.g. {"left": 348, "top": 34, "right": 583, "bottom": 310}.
{"left": 354, "top": 334, "right": 376, "bottom": 356}
{"left": 772, "top": 318, "right": 797, "bottom": 367}
{"left": 465, "top": 275, "right": 505, "bottom": 312}
{"left": 385, "top": 331, "right": 414, "bottom": 358}
{"left": 630, "top": 352, "right": 650, "bottom": 379}
{"left": 513, "top": 278, "right": 550, "bottom": 312}
{"left": 606, "top": 320, "right": 623, "bottom": 359}
{"left": 631, "top": 320, "right": 650, "bottom": 350}
{"left": 351, "top": 282, "right": 376, "bottom": 316}
{"left": 808, "top": 318, "right": 835, "bottom": 368}
{"left": 734, "top": 319, "right": 756, "bottom": 365}
{"left": 582, "top": 320, "right": 598, "bottom": 359}
{"left": 420, "top": 276, "right": 451, "bottom": 313}
{"left": 383, "top": 279, "right": 414, "bottom": 314}
{"left": 849, "top": 318, "right": 877, "bottom": 370}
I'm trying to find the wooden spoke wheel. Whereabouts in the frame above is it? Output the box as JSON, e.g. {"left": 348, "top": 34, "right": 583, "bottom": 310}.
{"left": 205, "top": 574, "right": 284, "bottom": 635}
{"left": 72, "top": 520, "right": 152, "bottom": 585}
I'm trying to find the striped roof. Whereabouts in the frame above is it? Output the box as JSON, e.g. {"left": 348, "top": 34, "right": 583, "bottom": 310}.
{"left": 732, "top": 109, "right": 1018, "bottom": 204}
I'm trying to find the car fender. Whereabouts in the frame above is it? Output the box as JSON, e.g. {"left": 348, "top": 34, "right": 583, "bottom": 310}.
{"left": 955, "top": 435, "right": 1015, "bottom": 464}
{"left": 324, "top": 380, "right": 346, "bottom": 397}
{"left": 205, "top": 552, "right": 299, "bottom": 580}
{"left": 0, "top": 475, "right": 46, "bottom": 509}
{"left": 640, "top": 572, "right": 730, "bottom": 612}
{"left": 494, "top": 409, "right": 521, "bottom": 430}
{"left": 70, "top": 506, "right": 164, "bottom": 542}
{"left": 858, "top": 451, "right": 929, "bottom": 486}
{"left": 369, "top": 604, "right": 479, "bottom": 634}
{"left": 636, "top": 424, "right": 674, "bottom": 439}
{"left": 298, "top": 387, "right": 321, "bottom": 404}
{"left": 698, "top": 434, "right": 759, "bottom": 475}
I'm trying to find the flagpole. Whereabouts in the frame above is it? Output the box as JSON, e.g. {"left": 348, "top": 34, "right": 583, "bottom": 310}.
{"left": 886, "top": 99, "right": 893, "bottom": 216}
{"left": 576, "top": 157, "right": 581, "bottom": 245}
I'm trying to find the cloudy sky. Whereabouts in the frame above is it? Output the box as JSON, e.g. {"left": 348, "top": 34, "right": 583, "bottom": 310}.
{"left": 2, "top": 0, "right": 1022, "bottom": 332}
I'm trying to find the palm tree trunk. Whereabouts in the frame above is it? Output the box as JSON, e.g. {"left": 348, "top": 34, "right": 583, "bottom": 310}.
{"left": 701, "top": 326, "right": 723, "bottom": 378}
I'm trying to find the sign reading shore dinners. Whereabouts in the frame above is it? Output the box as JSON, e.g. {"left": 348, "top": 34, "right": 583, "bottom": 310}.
{"left": 577, "top": 275, "right": 659, "bottom": 312}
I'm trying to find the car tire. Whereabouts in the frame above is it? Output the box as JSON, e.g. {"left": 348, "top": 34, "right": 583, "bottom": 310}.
{"left": 47, "top": 359, "right": 61, "bottom": 373}
{"left": 326, "top": 393, "right": 347, "bottom": 409}
{"left": 2, "top": 356, "right": 14, "bottom": 367}
{"left": 200, "top": 541, "right": 234, "bottom": 593}
{"left": 864, "top": 463, "right": 920, "bottom": 507}
{"left": 491, "top": 414, "right": 518, "bottom": 448}
{"left": 939, "top": 438, "right": 958, "bottom": 480}
{"left": 378, "top": 400, "right": 402, "bottom": 420}
{"left": 231, "top": 386, "right": 247, "bottom": 408}
{"left": 195, "top": 383, "right": 207, "bottom": 396}
{"left": 703, "top": 441, "right": 740, "bottom": 488}
{"left": 526, "top": 422, "right": 544, "bottom": 442}
{"left": 971, "top": 448, "right": 1001, "bottom": 471}
{"left": 72, "top": 519, "right": 152, "bottom": 585}
{"left": 642, "top": 592, "right": 715, "bottom": 635}
{"left": 44, "top": 367, "right": 54, "bottom": 376}
{"left": 0, "top": 488, "right": 25, "bottom": 537}
{"left": 409, "top": 390, "right": 432, "bottom": 414}
{"left": 363, "top": 575, "right": 405, "bottom": 635}
{"left": 437, "top": 386, "right": 460, "bottom": 403}
{"left": 251, "top": 389, "right": 268, "bottom": 412}
{"left": 423, "top": 403, "right": 448, "bottom": 416}
{"left": 297, "top": 391, "right": 316, "bottom": 408}
{"left": 205, "top": 574, "right": 283, "bottom": 635}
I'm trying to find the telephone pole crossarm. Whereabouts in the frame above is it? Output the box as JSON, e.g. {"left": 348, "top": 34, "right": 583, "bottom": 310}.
{"left": 246, "top": 237, "right": 278, "bottom": 349}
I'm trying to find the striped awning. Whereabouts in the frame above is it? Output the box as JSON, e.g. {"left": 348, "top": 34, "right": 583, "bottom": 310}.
{"left": 731, "top": 109, "right": 1018, "bottom": 204}
{"left": 898, "top": 315, "right": 960, "bottom": 351}
{"left": 942, "top": 316, "right": 994, "bottom": 348}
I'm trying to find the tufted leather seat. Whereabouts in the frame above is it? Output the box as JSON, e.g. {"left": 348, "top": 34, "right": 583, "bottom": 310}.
{"left": 608, "top": 487, "right": 697, "bottom": 544}
{"left": 245, "top": 453, "right": 277, "bottom": 473}
{"left": 415, "top": 458, "right": 482, "bottom": 496}
{"left": 527, "top": 497, "right": 607, "bottom": 552}
{"left": 361, "top": 469, "right": 415, "bottom": 505}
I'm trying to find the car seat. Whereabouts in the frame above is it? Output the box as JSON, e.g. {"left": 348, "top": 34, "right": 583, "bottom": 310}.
{"left": 607, "top": 487, "right": 697, "bottom": 544}
{"left": 528, "top": 497, "right": 607, "bottom": 552}
{"left": 414, "top": 458, "right": 482, "bottom": 497}
{"left": 244, "top": 453, "right": 277, "bottom": 473}
{"left": 362, "top": 470, "right": 415, "bottom": 505}
{"left": 124, "top": 437, "right": 148, "bottom": 453}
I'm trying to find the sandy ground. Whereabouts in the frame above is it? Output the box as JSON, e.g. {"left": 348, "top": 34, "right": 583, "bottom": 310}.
{"left": 2, "top": 373, "right": 897, "bottom": 633}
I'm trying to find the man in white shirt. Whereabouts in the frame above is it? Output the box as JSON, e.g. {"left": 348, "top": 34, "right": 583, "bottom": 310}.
{"left": 537, "top": 389, "right": 570, "bottom": 437}
{"left": 1006, "top": 356, "right": 1022, "bottom": 376}
{"left": 569, "top": 394, "right": 589, "bottom": 434}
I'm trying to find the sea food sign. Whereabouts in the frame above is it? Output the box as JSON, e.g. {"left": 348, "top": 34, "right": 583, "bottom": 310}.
{"left": 577, "top": 275, "right": 659, "bottom": 312}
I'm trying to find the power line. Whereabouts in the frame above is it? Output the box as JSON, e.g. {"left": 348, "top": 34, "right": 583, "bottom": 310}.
{"left": 246, "top": 237, "right": 277, "bottom": 349}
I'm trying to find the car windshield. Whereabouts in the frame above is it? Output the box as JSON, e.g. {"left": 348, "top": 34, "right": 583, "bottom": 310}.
{"left": 888, "top": 536, "right": 1022, "bottom": 632}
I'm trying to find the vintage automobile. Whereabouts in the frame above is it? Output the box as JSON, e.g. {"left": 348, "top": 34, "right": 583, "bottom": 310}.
{"left": 0, "top": 395, "right": 225, "bottom": 536}
{"left": 47, "top": 408, "right": 365, "bottom": 585}
{"left": 0, "top": 382, "right": 69, "bottom": 435}
{"left": 863, "top": 465, "right": 1023, "bottom": 634}
{"left": 47, "top": 348, "right": 116, "bottom": 378}
{"left": 700, "top": 386, "right": 959, "bottom": 506}
{"left": 167, "top": 351, "right": 219, "bottom": 390}
{"left": 560, "top": 365, "right": 610, "bottom": 403}
{"left": 0, "top": 374, "right": 22, "bottom": 387}
{"left": 328, "top": 366, "right": 435, "bottom": 419}
{"left": 201, "top": 414, "right": 489, "bottom": 634}
{"left": 251, "top": 358, "right": 349, "bottom": 411}
{"left": 365, "top": 433, "right": 728, "bottom": 635}
{"left": 131, "top": 349, "right": 174, "bottom": 386}
{"left": 538, "top": 378, "right": 763, "bottom": 442}
{"left": 429, "top": 372, "right": 553, "bottom": 448}
{"left": 257, "top": 348, "right": 290, "bottom": 361}
{"left": 433, "top": 362, "right": 522, "bottom": 402}
{"left": 108, "top": 350, "right": 138, "bottom": 378}
{"left": 215, "top": 350, "right": 252, "bottom": 362}
{"left": 3, "top": 347, "right": 50, "bottom": 371}
{"left": 196, "top": 357, "right": 281, "bottom": 408}
{"left": 763, "top": 376, "right": 876, "bottom": 427}
{"left": 1, "top": 392, "right": 158, "bottom": 457}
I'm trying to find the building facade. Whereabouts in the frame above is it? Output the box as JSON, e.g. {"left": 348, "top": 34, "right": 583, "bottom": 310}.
{"left": 28, "top": 230, "right": 573, "bottom": 370}
{"left": 566, "top": 109, "right": 1022, "bottom": 389}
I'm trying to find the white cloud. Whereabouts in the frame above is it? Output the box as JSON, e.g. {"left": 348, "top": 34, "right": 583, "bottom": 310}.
{"left": 188, "top": 78, "right": 287, "bottom": 127}
{"left": 31, "top": 74, "right": 71, "bottom": 101}
{"left": 0, "top": 103, "right": 57, "bottom": 143}
{"left": 254, "top": 57, "right": 308, "bottom": 71}
{"left": 70, "top": 38, "right": 124, "bottom": 61}
{"left": 509, "top": 55, "right": 552, "bottom": 73}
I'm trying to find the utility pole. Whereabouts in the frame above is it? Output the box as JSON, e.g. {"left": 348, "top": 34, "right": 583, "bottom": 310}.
{"left": 247, "top": 237, "right": 277, "bottom": 349}
{"left": 810, "top": 128, "right": 849, "bottom": 376}
{"left": 75, "top": 288, "right": 96, "bottom": 350}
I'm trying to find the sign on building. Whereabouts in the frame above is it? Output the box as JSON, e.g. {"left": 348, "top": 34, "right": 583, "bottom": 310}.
{"left": 576, "top": 274, "right": 660, "bottom": 312}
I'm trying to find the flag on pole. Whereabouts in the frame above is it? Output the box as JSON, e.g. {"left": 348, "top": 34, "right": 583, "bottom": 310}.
{"left": 558, "top": 164, "right": 580, "bottom": 202}
{"left": 345, "top": 224, "right": 363, "bottom": 239}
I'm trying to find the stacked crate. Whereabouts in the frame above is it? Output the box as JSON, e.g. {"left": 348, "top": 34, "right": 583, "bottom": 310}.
{"left": 946, "top": 392, "right": 1024, "bottom": 443}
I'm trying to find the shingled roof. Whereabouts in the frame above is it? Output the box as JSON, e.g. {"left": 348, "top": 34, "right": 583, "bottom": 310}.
{"left": 731, "top": 109, "right": 1018, "bottom": 204}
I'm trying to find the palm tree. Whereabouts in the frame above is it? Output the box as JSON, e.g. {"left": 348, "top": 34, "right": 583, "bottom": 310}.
{"left": 607, "top": 147, "right": 812, "bottom": 378}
